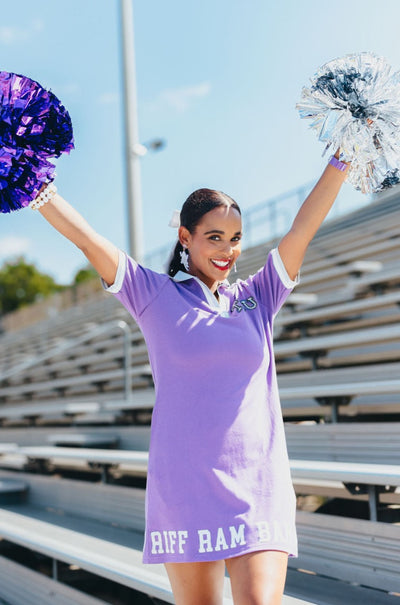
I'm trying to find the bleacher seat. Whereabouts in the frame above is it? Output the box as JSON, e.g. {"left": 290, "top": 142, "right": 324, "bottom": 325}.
{"left": 2, "top": 186, "right": 400, "bottom": 602}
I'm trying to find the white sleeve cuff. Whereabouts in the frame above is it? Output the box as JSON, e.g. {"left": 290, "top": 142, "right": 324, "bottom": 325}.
{"left": 271, "top": 248, "right": 299, "bottom": 289}
{"left": 101, "top": 250, "right": 127, "bottom": 293}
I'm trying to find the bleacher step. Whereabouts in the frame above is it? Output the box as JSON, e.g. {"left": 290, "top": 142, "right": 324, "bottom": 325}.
{"left": 0, "top": 479, "right": 28, "bottom": 504}
{"left": 285, "top": 568, "right": 400, "bottom": 605}
{"left": 0, "top": 554, "right": 108, "bottom": 605}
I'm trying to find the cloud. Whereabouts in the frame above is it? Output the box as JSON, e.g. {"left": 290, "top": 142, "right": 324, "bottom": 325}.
{"left": 98, "top": 92, "right": 120, "bottom": 105}
{"left": 153, "top": 82, "right": 212, "bottom": 113}
{"left": 100, "top": 82, "right": 211, "bottom": 113}
{"left": 56, "top": 83, "right": 81, "bottom": 97}
{"left": 0, "top": 26, "right": 24, "bottom": 45}
{"left": 0, "top": 19, "right": 44, "bottom": 46}
{"left": 0, "top": 236, "right": 31, "bottom": 260}
{"left": 32, "top": 19, "right": 44, "bottom": 34}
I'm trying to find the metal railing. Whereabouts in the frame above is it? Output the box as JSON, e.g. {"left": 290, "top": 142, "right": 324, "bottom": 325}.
{"left": 0, "top": 320, "right": 133, "bottom": 404}
{"left": 144, "top": 181, "right": 316, "bottom": 271}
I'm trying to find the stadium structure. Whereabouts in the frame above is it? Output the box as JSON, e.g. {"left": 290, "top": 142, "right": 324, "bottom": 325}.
{"left": 0, "top": 186, "right": 399, "bottom": 604}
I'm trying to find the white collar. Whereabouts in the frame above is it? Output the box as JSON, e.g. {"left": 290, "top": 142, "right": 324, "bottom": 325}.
{"left": 174, "top": 271, "right": 229, "bottom": 287}
{"left": 173, "top": 271, "right": 230, "bottom": 315}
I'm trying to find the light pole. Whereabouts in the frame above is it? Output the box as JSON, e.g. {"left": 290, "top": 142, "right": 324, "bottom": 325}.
{"left": 120, "top": 0, "right": 143, "bottom": 261}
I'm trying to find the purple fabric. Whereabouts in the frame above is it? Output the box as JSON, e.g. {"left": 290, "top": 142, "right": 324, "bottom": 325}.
{"left": 105, "top": 250, "right": 298, "bottom": 563}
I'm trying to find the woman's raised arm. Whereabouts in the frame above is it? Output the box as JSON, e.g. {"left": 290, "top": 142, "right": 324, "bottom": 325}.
{"left": 278, "top": 156, "right": 349, "bottom": 280}
{"left": 38, "top": 193, "right": 119, "bottom": 287}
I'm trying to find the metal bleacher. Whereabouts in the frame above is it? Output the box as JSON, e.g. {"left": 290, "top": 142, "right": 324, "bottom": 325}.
{"left": 1, "top": 448, "right": 399, "bottom": 521}
{"left": 1, "top": 186, "right": 400, "bottom": 603}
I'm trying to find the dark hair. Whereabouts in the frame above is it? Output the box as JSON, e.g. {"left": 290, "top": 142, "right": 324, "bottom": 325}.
{"left": 167, "top": 188, "right": 241, "bottom": 277}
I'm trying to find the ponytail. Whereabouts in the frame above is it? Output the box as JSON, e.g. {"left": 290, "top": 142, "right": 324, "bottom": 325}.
{"left": 167, "top": 240, "right": 185, "bottom": 277}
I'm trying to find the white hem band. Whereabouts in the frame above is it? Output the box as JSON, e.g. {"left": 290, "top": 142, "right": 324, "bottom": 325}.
{"left": 271, "top": 248, "right": 299, "bottom": 289}
{"left": 101, "top": 250, "right": 127, "bottom": 293}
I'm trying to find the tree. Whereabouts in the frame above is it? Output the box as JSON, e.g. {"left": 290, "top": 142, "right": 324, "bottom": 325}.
{"left": 0, "top": 256, "right": 65, "bottom": 315}
{"left": 73, "top": 264, "right": 98, "bottom": 285}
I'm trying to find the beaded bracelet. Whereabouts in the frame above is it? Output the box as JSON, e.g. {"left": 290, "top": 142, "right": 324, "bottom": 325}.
{"left": 329, "top": 155, "right": 348, "bottom": 172}
{"left": 29, "top": 181, "right": 57, "bottom": 210}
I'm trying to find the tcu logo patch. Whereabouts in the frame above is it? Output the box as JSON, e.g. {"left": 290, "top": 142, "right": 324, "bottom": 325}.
{"left": 231, "top": 297, "right": 258, "bottom": 313}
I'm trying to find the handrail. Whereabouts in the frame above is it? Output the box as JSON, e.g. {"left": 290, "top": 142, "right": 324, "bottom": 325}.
{"left": 0, "top": 320, "right": 133, "bottom": 403}
{"left": 144, "top": 180, "right": 315, "bottom": 271}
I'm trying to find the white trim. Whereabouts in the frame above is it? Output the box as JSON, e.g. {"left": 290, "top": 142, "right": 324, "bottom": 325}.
{"left": 173, "top": 271, "right": 230, "bottom": 315}
{"left": 196, "top": 279, "right": 220, "bottom": 311}
{"left": 101, "top": 250, "right": 127, "bottom": 293}
{"left": 173, "top": 271, "right": 229, "bottom": 288}
{"left": 271, "top": 248, "right": 299, "bottom": 289}
{"left": 173, "top": 270, "right": 193, "bottom": 283}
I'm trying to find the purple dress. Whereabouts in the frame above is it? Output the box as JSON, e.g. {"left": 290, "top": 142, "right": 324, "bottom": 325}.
{"left": 103, "top": 248, "right": 298, "bottom": 563}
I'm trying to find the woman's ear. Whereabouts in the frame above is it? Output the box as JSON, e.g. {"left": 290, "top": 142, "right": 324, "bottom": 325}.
{"left": 178, "top": 226, "right": 191, "bottom": 248}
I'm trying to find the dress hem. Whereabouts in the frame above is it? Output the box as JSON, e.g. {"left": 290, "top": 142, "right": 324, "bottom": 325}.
{"left": 142, "top": 542, "right": 298, "bottom": 565}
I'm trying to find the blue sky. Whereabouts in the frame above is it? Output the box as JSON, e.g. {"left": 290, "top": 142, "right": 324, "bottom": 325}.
{"left": 1, "top": 0, "right": 400, "bottom": 283}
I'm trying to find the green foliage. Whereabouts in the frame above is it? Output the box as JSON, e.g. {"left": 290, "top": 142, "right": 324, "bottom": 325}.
{"left": 0, "top": 256, "right": 65, "bottom": 315}
{"left": 73, "top": 265, "right": 98, "bottom": 285}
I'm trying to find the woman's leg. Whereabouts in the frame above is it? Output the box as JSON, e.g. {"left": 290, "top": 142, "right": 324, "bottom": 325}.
{"left": 164, "top": 560, "right": 226, "bottom": 605}
{"left": 225, "top": 550, "right": 288, "bottom": 605}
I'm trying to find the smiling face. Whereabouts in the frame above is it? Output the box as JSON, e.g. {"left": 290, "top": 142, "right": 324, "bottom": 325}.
{"left": 179, "top": 204, "right": 242, "bottom": 292}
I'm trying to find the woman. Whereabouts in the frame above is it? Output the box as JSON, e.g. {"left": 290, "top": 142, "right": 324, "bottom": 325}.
{"left": 33, "top": 152, "right": 348, "bottom": 604}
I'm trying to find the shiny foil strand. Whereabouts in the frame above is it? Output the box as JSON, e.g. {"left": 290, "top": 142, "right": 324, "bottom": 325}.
{"left": 296, "top": 52, "right": 400, "bottom": 194}
{"left": 0, "top": 71, "right": 74, "bottom": 213}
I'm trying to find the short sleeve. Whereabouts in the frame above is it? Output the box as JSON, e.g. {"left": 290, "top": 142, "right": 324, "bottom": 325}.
{"left": 248, "top": 248, "right": 299, "bottom": 316}
{"left": 101, "top": 250, "right": 168, "bottom": 321}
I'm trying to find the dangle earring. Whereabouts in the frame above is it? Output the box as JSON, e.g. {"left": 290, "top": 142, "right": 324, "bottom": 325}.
{"left": 180, "top": 246, "right": 190, "bottom": 271}
{"left": 234, "top": 262, "right": 237, "bottom": 273}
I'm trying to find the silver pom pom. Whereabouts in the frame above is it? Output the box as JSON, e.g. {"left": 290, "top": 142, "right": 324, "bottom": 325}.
{"left": 297, "top": 52, "right": 400, "bottom": 193}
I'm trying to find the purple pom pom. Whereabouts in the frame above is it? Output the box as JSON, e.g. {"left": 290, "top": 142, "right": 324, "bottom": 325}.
{"left": 0, "top": 71, "right": 74, "bottom": 213}
{"left": 0, "top": 146, "right": 55, "bottom": 213}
